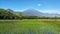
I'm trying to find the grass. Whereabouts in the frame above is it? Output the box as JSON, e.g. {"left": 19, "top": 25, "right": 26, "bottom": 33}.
{"left": 0, "top": 19, "right": 60, "bottom": 34}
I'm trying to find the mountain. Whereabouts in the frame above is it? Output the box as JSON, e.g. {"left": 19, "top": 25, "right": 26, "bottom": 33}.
{"left": 0, "top": 9, "right": 21, "bottom": 19}
{"left": 23, "top": 9, "right": 43, "bottom": 16}
{"left": 23, "top": 9, "right": 60, "bottom": 17}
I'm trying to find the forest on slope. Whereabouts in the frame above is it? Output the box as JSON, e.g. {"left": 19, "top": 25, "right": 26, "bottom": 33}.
{"left": 0, "top": 8, "right": 60, "bottom": 19}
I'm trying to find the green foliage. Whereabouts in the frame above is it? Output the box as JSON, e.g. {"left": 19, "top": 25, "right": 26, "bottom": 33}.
{"left": 0, "top": 8, "right": 21, "bottom": 19}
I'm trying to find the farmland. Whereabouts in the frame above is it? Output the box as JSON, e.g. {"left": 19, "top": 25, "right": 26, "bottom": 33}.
{"left": 0, "top": 19, "right": 60, "bottom": 34}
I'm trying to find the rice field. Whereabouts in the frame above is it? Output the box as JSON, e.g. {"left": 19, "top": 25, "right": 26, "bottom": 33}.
{"left": 0, "top": 19, "right": 60, "bottom": 34}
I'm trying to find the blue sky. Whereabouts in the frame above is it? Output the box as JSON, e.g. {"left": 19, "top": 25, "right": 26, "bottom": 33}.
{"left": 0, "top": 0, "right": 60, "bottom": 14}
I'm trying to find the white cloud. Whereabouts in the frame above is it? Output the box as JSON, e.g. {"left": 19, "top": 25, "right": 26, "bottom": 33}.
{"left": 37, "top": 4, "right": 41, "bottom": 6}
{"left": 38, "top": 10, "right": 60, "bottom": 14}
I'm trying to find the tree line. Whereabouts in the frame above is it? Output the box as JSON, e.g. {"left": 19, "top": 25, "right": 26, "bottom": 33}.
{"left": 0, "top": 8, "right": 60, "bottom": 20}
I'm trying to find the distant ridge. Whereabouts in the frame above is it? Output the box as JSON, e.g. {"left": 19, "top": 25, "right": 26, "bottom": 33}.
{"left": 23, "top": 9, "right": 43, "bottom": 16}
{"left": 23, "top": 8, "right": 60, "bottom": 17}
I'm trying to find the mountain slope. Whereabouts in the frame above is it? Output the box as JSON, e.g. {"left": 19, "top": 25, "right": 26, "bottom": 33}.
{"left": 0, "top": 9, "right": 20, "bottom": 19}
{"left": 23, "top": 9, "right": 43, "bottom": 16}
{"left": 23, "top": 9, "right": 60, "bottom": 17}
{"left": 13, "top": 12, "right": 28, "bottom": 16}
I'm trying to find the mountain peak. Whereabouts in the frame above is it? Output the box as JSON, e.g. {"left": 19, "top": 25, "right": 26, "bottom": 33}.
{"left": 23, "top": 9, "right": 60, "bottom": 17}
{"left": 25, "top": 8, "right": 38, "bottom": 11}
{"left": 23, "top": 8, "right": 43, "bottom": 16}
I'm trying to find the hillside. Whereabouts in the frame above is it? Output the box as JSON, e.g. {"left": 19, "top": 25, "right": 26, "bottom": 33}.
{"left": 13, "top": 12, "right": 28, "bottom": 16}
{"left": 0, "top": 9, "right": 20, "bottom": 19}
